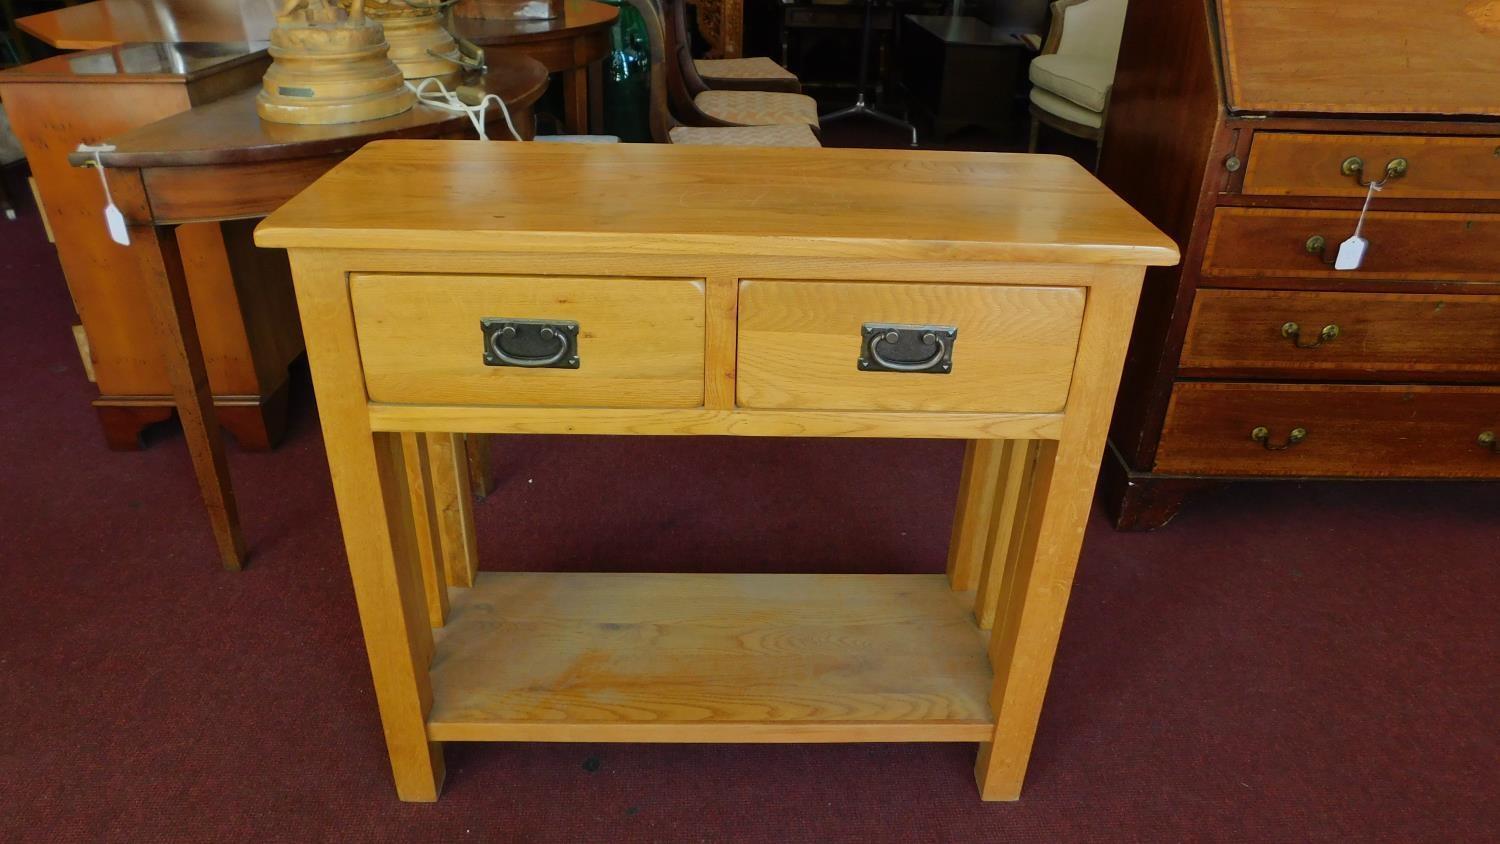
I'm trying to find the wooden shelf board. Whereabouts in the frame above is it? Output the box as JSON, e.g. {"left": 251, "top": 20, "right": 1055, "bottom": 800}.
{"left": 427, "top": 573, "right": 996, "bottom": 743}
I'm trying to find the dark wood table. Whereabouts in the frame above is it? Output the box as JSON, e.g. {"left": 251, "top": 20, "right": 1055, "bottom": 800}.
{"left": 454, "top": 0, "right": 617, "bottom": 133}
{"left": 71, "top": 57, "right": 548, "bottom": 570}
{"left": 900, "top": 14, "right": 1036, "bottom": 140}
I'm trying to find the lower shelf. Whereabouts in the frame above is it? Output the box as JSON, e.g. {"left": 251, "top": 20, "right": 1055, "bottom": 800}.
{"left": 427, "top": 572, "right": 997, "bottom": 743}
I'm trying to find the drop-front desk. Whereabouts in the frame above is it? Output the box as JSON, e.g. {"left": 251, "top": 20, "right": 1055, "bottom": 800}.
{"left": 254, "top": 142, "right": 1177, "bottom": 802}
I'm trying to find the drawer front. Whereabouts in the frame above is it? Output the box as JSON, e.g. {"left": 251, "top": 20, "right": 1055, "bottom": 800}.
{"left": 350, "top": 274, "right": 705, "bottom": 408}
{"left": 1203, "top": 207, "right": 1500, "bottom": 281}
{"left": 736, "top": 280, "right": 1085, "bottom": 413}
{"left": 1242, "top": 133, "right": 1500, "bottom": 199}
{"left": 1180, "top": 289, "right": 1500, "bottom": 381}
{"left": 1156, "top": 382, "right": 1500, "bottom": 478}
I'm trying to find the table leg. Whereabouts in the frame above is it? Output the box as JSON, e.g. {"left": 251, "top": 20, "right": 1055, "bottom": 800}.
{"left": 401, "top": 432, "right": 450, "bottom": 628}
{"left": 137, "top": 223, "right": 247, "bottom": 571}
{"left": 427, "top": 432, "right": 479, "bottom": 588}
{"left": 973, "top": 440, "right": 1041, "bottom": 631}
{"left": 945, "top": 439, "right": 1006, "bottom": 594}
{"left": 974, "top": 277, "right": 1142, "bottom": 800}
{"left": 289, "top": 251, "right": 444, "bottom": 801}
{"left": 562, "top": 66, "right": 589, "bottom": 133}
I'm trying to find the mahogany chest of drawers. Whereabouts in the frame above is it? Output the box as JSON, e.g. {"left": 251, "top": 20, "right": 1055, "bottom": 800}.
{"left": 1096, "top": 0, "right": 1500, "bottom": 528}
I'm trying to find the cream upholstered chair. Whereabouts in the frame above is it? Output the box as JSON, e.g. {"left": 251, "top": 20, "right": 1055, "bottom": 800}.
{"left": 1026, "top": 0, "right": 1128, "bottom": 170}
{"left": 626, "top": 0, "right": 820, "bottom": 147}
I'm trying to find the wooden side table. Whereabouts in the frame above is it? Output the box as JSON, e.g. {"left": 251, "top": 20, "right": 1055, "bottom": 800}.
{"left": 79, "top": 60, "right": 549, "bottom": 570}
{"left": 255, "top": 141, "right": 1176, "bottom": 801}
{"left": 453, "top": 0, "right": 618, "bottom": 133}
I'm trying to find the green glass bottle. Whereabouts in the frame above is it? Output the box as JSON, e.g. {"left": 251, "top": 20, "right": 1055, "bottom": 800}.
{"left": 600, "top": 0, "right": 652, "bottom": 142}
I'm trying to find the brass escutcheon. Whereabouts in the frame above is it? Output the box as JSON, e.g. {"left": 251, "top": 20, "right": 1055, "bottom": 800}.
{"left": 1252, "top": 426, "right": 1307, "bottom": 450}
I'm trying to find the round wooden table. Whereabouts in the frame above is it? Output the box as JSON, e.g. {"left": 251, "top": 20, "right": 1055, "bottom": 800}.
{"left": 453, "top": 0, "right": 619, "bottom": 134}
{"left": 69, "top": 55, "right": 548, "bottom": 570}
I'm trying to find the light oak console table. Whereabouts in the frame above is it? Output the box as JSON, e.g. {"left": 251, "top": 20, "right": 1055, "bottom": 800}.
{"left": 254, "top": 141, "right": 1176, "bottom": 802}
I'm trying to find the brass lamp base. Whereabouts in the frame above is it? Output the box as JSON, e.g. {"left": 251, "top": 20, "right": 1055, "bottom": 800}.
{"left": 381, "top": 13, "right": 463, "bottom": 83}
{"left": 257, "top": 16, "right": 416, "bottom": 125}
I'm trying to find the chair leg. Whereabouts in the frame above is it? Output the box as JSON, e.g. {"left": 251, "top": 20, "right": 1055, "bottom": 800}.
{"left": 1027, "top": 117, "right": 1041, "bottom": 154}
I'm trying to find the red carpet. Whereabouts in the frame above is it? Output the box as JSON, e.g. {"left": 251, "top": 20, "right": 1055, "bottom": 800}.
{"left": 1, "top": 175, "right": 1497, "bottom": 842}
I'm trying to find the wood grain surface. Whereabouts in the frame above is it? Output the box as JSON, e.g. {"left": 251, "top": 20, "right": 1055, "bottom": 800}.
{"left": 1217, "top": 0, "right": 1500, "bottom": 116}
{"left": 350, "top": 274, "right": 706, "bottom": 408}
{"left": 1243, "top": 133, "right": 1500, "bottom": 199}
{"left": 1180, "top": 289, "right": 1500, "bottom": 380}
{"left": 1203, "top": 207, "right": 1500, "bottom": 281}
{"left": 254, "top": 142, "right": 1180, "bottom": 266}
{"left": 1156, "top": 381, "right": 1500, "bottom": 477}
{"left": 427, "top": 572, "right": 995, "bottom": 742}
{"left": 736, "top": 280, "right": 1085, "bottom": 413}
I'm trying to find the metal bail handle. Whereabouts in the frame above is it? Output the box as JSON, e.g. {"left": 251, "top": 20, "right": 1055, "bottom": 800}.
{"left": 857, "top": 323, "right": 957, "bottom": 374}
{"left": 1341, "top": 156, "right": 1408, "bottom": 188}
{"left": 1479, "top": 431, "right": 1499, "bottom": 453}
{"left": 1251, "top": 425, "right": 1307, "bottom": 450}
{"left": 1281, "top": 321, "right": 1340, "bottom": 349}
{"left": 481, "top": 318, "right": 580, "bottom": 369}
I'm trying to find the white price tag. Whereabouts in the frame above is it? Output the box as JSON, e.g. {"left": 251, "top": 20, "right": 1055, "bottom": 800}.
{"left": 103, "top": 203, "right": 130, "bottom": 246}
{"left": 1334, "top": 235, "right": 1366, "bottom": 271}
{"left": 1335, "top": 181, "right": 1382, "bottom": 272}
{"left": 77, "top": 142, "right": 131, "bottom": 247}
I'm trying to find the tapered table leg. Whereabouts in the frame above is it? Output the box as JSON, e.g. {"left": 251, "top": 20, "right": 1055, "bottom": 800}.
{"left": 138, "top": 223, "right": 247, "bottom": 571}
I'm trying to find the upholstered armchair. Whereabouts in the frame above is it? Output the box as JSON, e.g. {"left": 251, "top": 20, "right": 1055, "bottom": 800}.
{"left": 1026, "top": 0, "right": 1128, "bottom": 169}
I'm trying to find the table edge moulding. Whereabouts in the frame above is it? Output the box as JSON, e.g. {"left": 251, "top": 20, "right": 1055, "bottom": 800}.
{"left": 253, "top": 141, "right": 1177, "bottom": 802}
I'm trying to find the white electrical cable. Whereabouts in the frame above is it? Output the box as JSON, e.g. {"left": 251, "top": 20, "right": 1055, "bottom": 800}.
{"left": 406, "top": 76, "right": 524, "bottom": 142}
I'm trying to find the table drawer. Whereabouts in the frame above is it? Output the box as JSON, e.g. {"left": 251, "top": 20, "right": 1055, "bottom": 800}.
{"left": 1155, "top": 382, "right": 1500, "bottom": 478}
{"left": 1180, "top": 289, "right": 1500, "bottom": 381}
{"left": 1242, "top": 133, "right": 1500, "bottom": 199}
{"left": 1203, "top": 207, "right": 1500, "bottom": 281}
{"left": 350, "top": 274, "right": 705, "bottom": 407}
{"left": 736, "top": 280, "right": 1084, "bottom": 413}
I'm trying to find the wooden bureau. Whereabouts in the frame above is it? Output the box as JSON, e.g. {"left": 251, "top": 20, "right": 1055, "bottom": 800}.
{"left": 0, "top": 43, "right": 302, "bottom": 451}
{"left": 1097, "top": 0, "right": 1500, "bottom": 528}
{"left": 254, "top": 141, "right": 1176, "bottom": 802}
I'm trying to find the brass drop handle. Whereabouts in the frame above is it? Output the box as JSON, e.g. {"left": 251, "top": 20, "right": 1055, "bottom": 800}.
{"left": 1251, "top": 426, "right": 1307, "bottom": 450}
{"left": 1479, "top": 431, "right": 1498, "bottom": 453}
{"left": 1305, "top": 234, "right": 1338, "bottom": 265}
{"left": 1341, "top": 156, "right": 1408, "bottom": 188}
{"left": 1281, "top": 321, "right": 1340, "bottom": 348}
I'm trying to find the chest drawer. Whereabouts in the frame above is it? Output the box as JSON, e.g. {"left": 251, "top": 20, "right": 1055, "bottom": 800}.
{"left": 1242, "top": 133, "right": 1500, "bottom": 199}
{"left": 1155, "top": 382, "right": 1500, "bottom": 478}
{"left": 349, "top": 274, "right": 705, "bottom": 408}
{"left": 1203, "top": 207, "right": 1500, "bottom": 281}
{"left": 736, "top": 280, "right": 1085, "bottom": 413}
{"left": 1180, "top": 289, "right": 1500, "bottom": 381}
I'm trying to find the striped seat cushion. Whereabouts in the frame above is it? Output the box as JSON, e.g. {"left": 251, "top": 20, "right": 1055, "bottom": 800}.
{"left": 694, "top": 90, "right": 819, "bottom": 129}
{"left": 668, "top": 124, "right": 822, "bottom": 148}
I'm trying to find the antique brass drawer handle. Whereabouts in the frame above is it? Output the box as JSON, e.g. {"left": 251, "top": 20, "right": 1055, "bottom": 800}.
{"left": 1281, "top": 321, "right": 1340, "bottom": 348}
{"left": 858, "top": 323, "right": 956, "bottom": 374}
{"left": 1479, "top": 431, "right": 1499, "bottom": 453}
{"left": 481, "top": 318, "right": 580, "bottom": 369}
{"left": 1341, "top": 155, "right": 1408, "bottom": 188}
{"left": 1251, "top": 425, "right": 1307, "bottom": 450}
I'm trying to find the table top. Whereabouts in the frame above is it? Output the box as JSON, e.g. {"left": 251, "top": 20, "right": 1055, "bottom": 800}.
{"left": 904, "top": 14, "right": 1033, "bottom": 47}
{"left": 256, "top": 141, "right": 1178, "bottom": 265}
{"left": 0, "top": 41, "right": 265, "bottom": 84}
{"left": 18, "top": 0, "right": 280, "bottom": 49}
{"left": 80, "top": 56, "right": 550, "bottom": 169}
{"left": 453, "top": 0, "right": 618, "bottom": 46}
